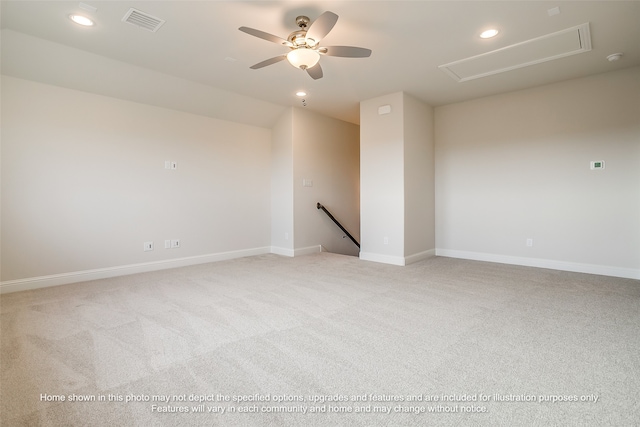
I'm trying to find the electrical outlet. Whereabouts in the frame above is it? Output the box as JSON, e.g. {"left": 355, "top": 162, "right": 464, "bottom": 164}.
{"left": 164, "top": 240, "right": 171, "bottom": 249}
{"left": 171, "top": 161, "right": 178, "bottom": 170}
{"left": 144, "top": 241, "right": 154, "bottom": 251}
{"left": 171, "top": 239, "right": 180, "bottom": 248}
{"left": 526, "top": 238, "right": 534, "bottom": 247}
{"left": 384, "top": 236, "right": 389, "bottom": 245}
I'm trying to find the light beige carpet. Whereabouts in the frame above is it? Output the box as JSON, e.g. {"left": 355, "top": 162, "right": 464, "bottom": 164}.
{"left": 1, "top": 253, "right": 639, "bottom": 426}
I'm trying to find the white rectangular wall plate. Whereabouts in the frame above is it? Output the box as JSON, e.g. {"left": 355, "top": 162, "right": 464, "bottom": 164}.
{"left": 378, "top": 105, "right": 391, "bottom": 115}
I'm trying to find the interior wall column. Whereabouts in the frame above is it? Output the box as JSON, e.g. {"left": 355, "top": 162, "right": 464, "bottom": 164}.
{"left": 359, "top": 92, "right": 434, "bottom": 265}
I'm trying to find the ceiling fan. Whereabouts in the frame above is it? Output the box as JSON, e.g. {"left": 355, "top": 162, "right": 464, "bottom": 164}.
{"left": 239, "top": 11, "right": 372, "bottom": 80}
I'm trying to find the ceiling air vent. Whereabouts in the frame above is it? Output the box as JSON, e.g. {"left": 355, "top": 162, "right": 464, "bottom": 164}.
{"left": 439, "top": 23, "right": 592, "bottom": 82}
{"left": 122, "top": 8, "right": 165, "bottom": 32}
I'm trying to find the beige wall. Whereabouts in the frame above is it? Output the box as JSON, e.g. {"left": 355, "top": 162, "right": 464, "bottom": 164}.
{"left": 360, "top": 92, "right": 435, "bottom": 265}
{"left": 292, "top": 108, "right": 360, "bottom": 256}
{"left": 435, "top": 66, "right": 640, "bottom": 278}
{"left": 403, "top": 93, "right": 435, "bottom": 260}
{"left": 360, "top": 92, "right": 406, "bottom": 263}
{"left": 1, "top": 78, "right": 361, "bottom": 291}
{"left": 272, "top": 107, "right": 361, "bottom": 257}
{"left": 270, "top": 109, "right": 294, "bottom": 255}
{"left": 1, "top": 76, "right": 272, "bottom": 285}
{"left": 3, "top": 62, "right": 637, "bottom": 290}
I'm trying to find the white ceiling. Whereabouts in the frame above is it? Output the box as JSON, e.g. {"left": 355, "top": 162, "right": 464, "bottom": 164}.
{"left": 2, "top": 1, "right": 639, "bottom": 126}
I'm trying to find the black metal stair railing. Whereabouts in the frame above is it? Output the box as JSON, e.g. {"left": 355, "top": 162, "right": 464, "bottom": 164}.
{"left": 316, "top": 202, "right": 360, "bottom": 249}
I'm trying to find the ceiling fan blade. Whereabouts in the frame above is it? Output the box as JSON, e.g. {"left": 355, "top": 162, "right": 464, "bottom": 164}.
{"left": 239, "top": 26, "right": 293, "bottom": 47}
{"left": 250, "top": 55, "right": 287, "bottom": 69}
{"left": 306, "top": 62, "right": 323, "bottom": 80}
{"left": 305, "top": 11, "right": 338, "bottom": 45}
{"left": 320, "top": 46, "right": 372, "bottom": 58}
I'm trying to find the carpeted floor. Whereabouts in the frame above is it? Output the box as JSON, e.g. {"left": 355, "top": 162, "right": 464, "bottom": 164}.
{"left": 1, "top": 252, "right": 639, "bottom": 426}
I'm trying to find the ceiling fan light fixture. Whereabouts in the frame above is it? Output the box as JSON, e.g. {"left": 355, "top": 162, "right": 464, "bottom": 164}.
{"left": 240, "top": 11, "right": 371, "bottom": 79}
{"left": 287, "top": 48, "right": 320, "bottom": 69}
{"left": 290, "top": 31, "right": 307, "bottom": 46}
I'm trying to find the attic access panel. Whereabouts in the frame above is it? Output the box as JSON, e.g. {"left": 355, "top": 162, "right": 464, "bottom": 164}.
{"left": 439, "top": 23, "right": 592, "bottom": 82}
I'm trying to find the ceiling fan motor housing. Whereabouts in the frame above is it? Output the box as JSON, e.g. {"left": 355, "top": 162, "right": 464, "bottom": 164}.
{"left": 289, "top": 30, "right": 308, "bottom": 46}
{"left": 295, "top": 16, "right": 310, "bottom": 28}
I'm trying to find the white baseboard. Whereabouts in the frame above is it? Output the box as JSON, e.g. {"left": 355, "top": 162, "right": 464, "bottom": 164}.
{"left": 359, "top": 252, "right": 406, "bottom": 266}
{"left": 360, "top": 249, "right": 436, "bottom": 266}
{"left": 0, "top": 247, "right": 272, "bottom": 294}
{"left": 294, "top": 245, "right": 323, "bottom": 257}
{"left": 5, "top": 246, "right": 634, "bottom": 294}
{"left": 270, "top": 246, "right": 295, "bottom": 257}
{"left": 1, "top": 245, "right": 330, "bottom": 294}
{"left": 405, "top": 249, "right": 437, "bottom": 265}
{"left": 269, "top": 245, "right": 322, "bottom": 257}
{"left": 436, "top": 249, "right": 640, "bottom": 280}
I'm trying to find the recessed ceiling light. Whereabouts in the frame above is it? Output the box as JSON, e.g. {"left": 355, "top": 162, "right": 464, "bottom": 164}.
{"left": 480, "top": 29, "right": 499, "bottom": 39}
{"left": 296, "top": 91, "right": 307, "bottom": 97}
{"left": 606, "top": 53, "right": 623, "bottom": 62}
{"left": 69, "top": 14, "right": 94, "bottom": 26}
